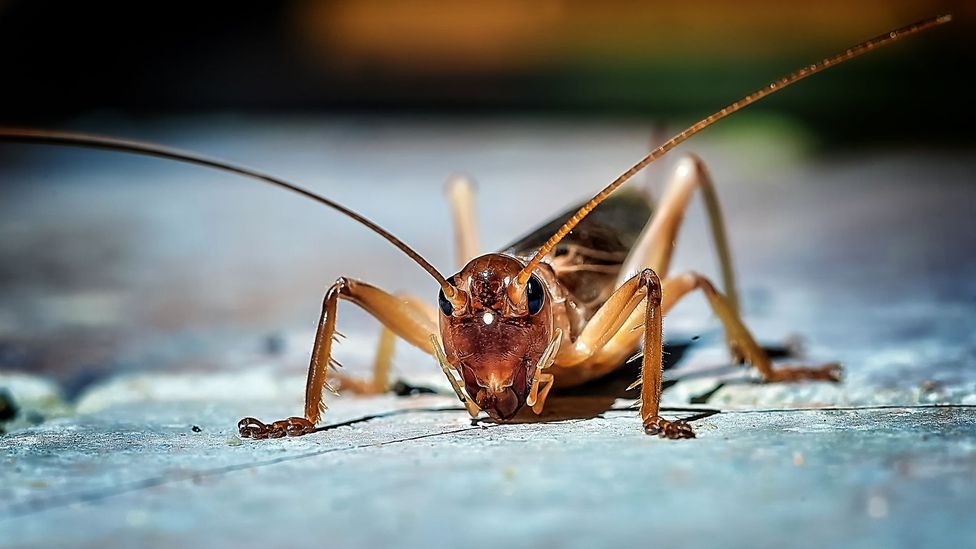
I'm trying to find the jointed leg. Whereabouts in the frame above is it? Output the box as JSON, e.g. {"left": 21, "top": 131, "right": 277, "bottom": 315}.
{"left": 546, "top": 156, "right": 837, "bottom": 437}
{"left": 445, "top": 174, "right": 480, "bottom": 269}
{"left": 636, "top": 270, "right": 695, "bottom": 438}
{"left": 551, "top": 270, "right": 836, "bottom": 438}
{"left": 618, "top": 154, "right": 739, "bottom": 313}
{"left": 553, "top": 269, "right": 693, "bottom": 438}
{"left": 337, "top": 325, "right": 395, "bottom": 394}
{"left": 336, "top": 295, "right": 437, "bottom": 395}
{"left": 556, "top": 272, "right": 659, "bottom": 369}
{"left": 662, "top": 272, "right": 841, "bottom": 382}
{"left": 238, "top": 278, "right": 439, "bottom": 439}
{"left": 615, "top": 154, "right": 840, "bottom": 379}
{"left": 571, "top": 270, "right": 840, "bottom": 387}
{"left": 526, "top": 329, "right": 562, "bottom": 414}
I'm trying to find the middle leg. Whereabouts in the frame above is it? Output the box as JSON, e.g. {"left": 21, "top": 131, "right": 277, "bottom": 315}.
{"left": 335, "top": 294, "right": 436, "bottom": 395}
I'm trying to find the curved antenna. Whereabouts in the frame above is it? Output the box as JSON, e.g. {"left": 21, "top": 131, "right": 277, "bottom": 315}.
{"left": 0, "top": 128, "right": 458, "bottom": 297}
{"left": 515, "top": 14, "right": 952, "bottom": 286}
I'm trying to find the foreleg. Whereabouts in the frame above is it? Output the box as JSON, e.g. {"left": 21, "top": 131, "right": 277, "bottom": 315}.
{"left": 553, "top": 269, "right": 694, "bottom": 438}
{"left": 238, "top": 278, "right": 438, "bottom": 438}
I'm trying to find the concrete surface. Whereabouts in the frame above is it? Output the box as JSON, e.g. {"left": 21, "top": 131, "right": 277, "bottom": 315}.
{"left": 1, "top": 118, "right": 975, "bottom": 548}
{"left": 2, "top": 398, "right": 975, "bottom": 549}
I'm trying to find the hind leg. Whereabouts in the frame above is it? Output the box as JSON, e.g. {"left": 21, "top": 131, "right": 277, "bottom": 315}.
{"left": 445, "top": 174, "right": 480, "bottom": 269}
{"left": 578, "top": 268, "right": 841, "bottom": 384}
{"left": 618, "top": 154, "right": 739, "bottom": 312}
{"left": 619, "top": 153, "right": 838, "bottom": 372}
{"left": 662, "top": 272, "right": 840, "bottom": 382}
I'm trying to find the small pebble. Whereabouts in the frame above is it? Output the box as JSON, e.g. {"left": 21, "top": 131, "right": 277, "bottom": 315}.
{"left": 867, "top": 495, "right": 889, "bottom": 519}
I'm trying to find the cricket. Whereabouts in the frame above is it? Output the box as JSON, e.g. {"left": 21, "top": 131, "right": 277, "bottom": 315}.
{"left": 0, "top": 15, "right": 952, "bottom": 440}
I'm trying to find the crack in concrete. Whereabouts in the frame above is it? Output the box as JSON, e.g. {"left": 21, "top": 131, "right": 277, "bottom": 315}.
{"left": 606, "top": 403, "right": 976, "bottom": 415}
{"left": 1, "top": 424, "right": 483, "bottom": 520}
{"left": 4, "top": 404, "right": 972, "bottom": 520}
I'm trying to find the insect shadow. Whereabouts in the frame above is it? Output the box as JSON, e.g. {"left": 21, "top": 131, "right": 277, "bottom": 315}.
{"left": 467, "top": 336, "right": 798, "bottom": 426}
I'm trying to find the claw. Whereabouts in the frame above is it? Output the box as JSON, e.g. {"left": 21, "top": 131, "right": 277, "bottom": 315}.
{"left": 238, "top": 416, "right": 315, "bottom": 439}
{"left": 281, "top": 417, "right": 315, "bottom": 436}
{"left": 238, "top": 417, "right": 269, "bottom": 439}
{"left": 643, "top": 416, "right": 696, "bottom": 439}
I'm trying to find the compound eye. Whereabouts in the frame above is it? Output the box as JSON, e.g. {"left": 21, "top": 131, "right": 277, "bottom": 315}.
{"left": 438, "top": 289, "right": 454, "bottom": 316}
{"left": 526, "top": 276, "right": 545, "bottom": 315}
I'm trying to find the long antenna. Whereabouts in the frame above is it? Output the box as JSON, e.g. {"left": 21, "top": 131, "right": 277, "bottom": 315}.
{"left": 0, "top": 128, "right": 457, "bottom": 296}
{"left": 515, "top": 14, "right": 952, "bottom": 286}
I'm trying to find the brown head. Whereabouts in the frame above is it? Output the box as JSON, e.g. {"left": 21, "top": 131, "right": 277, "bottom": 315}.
{"left": 437, "top": 254, "right": 553, "bottom": 420}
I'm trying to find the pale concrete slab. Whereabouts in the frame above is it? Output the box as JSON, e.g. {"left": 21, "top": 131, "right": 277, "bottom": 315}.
{"left": 1, "top": 119, "right": 975, "bottom": 548}
{"left": 2, "top": 397, "right": 974, "bottom": 549}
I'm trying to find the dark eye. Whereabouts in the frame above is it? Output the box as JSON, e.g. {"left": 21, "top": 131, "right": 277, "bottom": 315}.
{"left": 526, "top": 276, "right": 545, "bottom": 315}
{"left": 438, "top": 289, "right": 454, "bottom": 316}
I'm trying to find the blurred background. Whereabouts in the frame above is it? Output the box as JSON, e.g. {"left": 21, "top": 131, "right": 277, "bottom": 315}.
{"left": 0, "top": 0, "right": 971, "bottom": 143}
{"left": 0, "top": 0, "right": 973, "bottom": 397}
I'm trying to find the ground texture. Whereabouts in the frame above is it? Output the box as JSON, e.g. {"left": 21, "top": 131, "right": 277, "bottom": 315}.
{"left": 1, "top": 120, "right": 974, "bottom": 548}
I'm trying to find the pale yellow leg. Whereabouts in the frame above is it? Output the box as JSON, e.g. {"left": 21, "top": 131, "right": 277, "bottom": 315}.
{"left": 526, "top": 373, "right": 554, "bottom": 414}
{"left": 431, "top": 335, "right": 482, "bottom": 417}
{"left": 555, "top": 274, "right": 656, "bottom": 369}
{"left": 662, "top": 272, "right": 841, "bottom": 382}
{"left": 335, "top": 323, "right": 396, "bottom": 395}
{"left": 617, "top": 154, "right": 739, "bottom": 313}
{"left": 445, "top": 174, "right": 480, "bottom": 269}
{"left": 548, "top": 268, "right": 690, "bottom": 437}
{"left": 565, "top": 269, "right": 690, "bottom": 437}
{"left": 336, "top": 294, "right": 437, "bottom": 395}
{"left": 576, "top": 271, "right": 841, "bottom": 382}
{"left": 526, "top": 329, "right": 562, "bottom": 414}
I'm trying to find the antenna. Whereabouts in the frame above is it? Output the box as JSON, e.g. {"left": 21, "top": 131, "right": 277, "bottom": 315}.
{"left": 514, "top": 14, "right": 952, "bottom": 287}
{"left": 0, "top": 128, "right": 459, "bottom": 297}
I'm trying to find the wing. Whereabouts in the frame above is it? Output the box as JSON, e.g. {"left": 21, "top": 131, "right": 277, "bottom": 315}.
{"left": 501, "top": 189, "right": 652, "bottom": 314}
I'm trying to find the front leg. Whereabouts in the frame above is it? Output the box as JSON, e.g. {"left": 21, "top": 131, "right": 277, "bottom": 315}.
{"left": 633, "top": 270, "right": 695, "bottom": 438}
{"left": 553, "top": 269, "right": 694, "bottom": 438}
{"left": 239, "top": 277, "right": 438, "bottom": 439}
